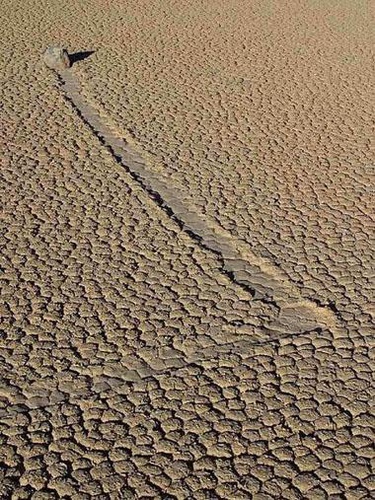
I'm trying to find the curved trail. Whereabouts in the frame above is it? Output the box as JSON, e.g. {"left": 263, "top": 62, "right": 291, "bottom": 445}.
{"left": 0, "top": 67, "right": 344, "bottom": 419}
{"left": 59, "top": 69, "right": 340, "bottom": 341}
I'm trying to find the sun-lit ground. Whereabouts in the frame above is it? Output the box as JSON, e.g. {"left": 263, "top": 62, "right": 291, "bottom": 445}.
{"left": 1, "top": 1, "right": 374, "bottom": 498}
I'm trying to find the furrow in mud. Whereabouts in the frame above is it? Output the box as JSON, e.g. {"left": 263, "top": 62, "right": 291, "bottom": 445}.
{"left": 59, "top": 69, "right": 340, "bottom": 339}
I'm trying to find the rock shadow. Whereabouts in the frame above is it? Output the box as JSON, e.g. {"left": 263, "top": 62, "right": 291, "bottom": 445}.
{"left": 69, "top": 50, "right": 95, "bottom": 66}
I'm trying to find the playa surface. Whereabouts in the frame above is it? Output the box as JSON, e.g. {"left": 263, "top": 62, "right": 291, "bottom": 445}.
{"left": 1, "top": 0, "right": 374, "bottom": 498}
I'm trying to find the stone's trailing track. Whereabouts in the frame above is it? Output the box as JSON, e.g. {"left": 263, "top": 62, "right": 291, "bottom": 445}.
{"left": 2, "top": 66, "right": 344, "bottom": 419}
{"left": 59, "top": 69, "right": 339, "bottom": 342}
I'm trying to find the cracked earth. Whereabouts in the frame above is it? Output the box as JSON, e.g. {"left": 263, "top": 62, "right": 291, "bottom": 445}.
{"left": 1, "top": 0, "right": 374, "bottom": 498}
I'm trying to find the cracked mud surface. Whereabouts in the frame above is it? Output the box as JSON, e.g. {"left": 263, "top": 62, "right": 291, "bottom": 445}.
{"left": 1, "top": 0, "right": 374, "bottom": 499}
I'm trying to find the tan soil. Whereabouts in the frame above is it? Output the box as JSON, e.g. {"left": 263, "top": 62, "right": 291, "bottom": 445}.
{"left": 1, "top": 0, "right": 374, "bottom": 499}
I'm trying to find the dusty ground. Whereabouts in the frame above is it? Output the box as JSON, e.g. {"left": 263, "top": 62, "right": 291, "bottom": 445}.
{"left": 1, "top": 0, "right": 374, "bottom": 498}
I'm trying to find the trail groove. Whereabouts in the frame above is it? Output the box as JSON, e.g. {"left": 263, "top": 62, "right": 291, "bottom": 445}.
{"left": 59, "top": 69, "right": 340, "bottom": 339}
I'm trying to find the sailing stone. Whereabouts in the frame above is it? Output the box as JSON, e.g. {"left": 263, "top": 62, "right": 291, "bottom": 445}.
{"left": 43, "top": 46, "right": 70, "bottom": 71}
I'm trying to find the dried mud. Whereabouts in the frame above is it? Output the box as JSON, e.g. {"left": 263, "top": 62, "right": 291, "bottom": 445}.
{"left": 1, "top": 0, "right": 374, "bottom": 499}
